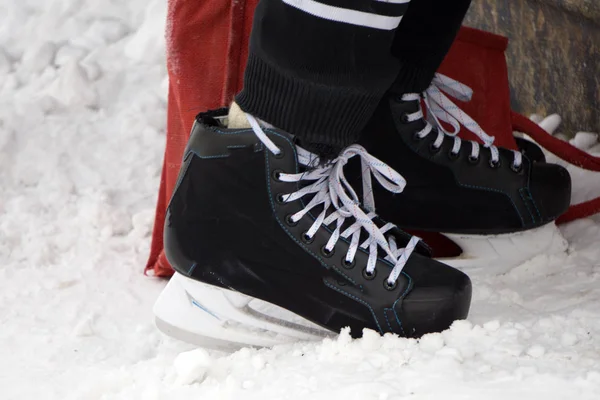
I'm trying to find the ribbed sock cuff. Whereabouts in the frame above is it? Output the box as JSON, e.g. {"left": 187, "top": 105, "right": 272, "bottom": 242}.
{"left": 236, "top": 52, "right": 384, "bottom": 150}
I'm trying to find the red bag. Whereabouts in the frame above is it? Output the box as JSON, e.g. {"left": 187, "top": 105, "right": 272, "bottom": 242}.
{"left": 146, "top": 3, "right": 599, "bottom": 276}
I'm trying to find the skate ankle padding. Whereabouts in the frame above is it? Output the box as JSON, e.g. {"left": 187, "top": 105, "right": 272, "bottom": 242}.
{"left": 228, "top": 102, "right": 251, "bottom": 128}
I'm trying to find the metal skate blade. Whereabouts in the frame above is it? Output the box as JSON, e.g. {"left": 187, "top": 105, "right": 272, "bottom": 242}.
{"left": 438, "top": 222, "right": 568, "bottom": 273}
{"left": 153, "top": 272, "right": 332, "bottom": 350}
{"left": 155, "top": 317, "right": 249, "bottom": 352}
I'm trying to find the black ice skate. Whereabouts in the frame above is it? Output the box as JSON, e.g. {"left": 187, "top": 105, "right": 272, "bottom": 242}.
{"left": 515, "top": 137, "right": 546, "bottom": 163}
{"left": 358, "top": 74, "right": 571, "bottom": 271}
{"left": 153, "top": 109, "right": 471, "bottom": 349}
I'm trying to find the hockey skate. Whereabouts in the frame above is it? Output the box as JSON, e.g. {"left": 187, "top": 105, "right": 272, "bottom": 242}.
{"left": 153, "top": 109, "right": 471, "bottom": 349}
{"left": 358, "top": 74, "right": 571, "bottom": 272}
{"left": 514, "top": 137, "right": 546, "bottom": 163}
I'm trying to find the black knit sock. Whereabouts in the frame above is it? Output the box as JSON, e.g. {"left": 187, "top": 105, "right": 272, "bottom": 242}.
{"left": 390, "top": 0, "right": 472, "bottom": 94}
{"left": 236, "top": 0, "right": 412, "bottom": 156}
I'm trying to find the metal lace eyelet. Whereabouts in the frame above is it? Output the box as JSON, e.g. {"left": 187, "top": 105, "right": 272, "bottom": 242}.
{"left": 511, "top": 163, "right": 523, "bottom": 173}
{"left": 342, "top": 257, "right": 355, "bottom": 269}
{"left": 468, "top": 155, "right": 480, "bottom": 164}
{"left": 272, "top": 169, "right": 283, "bottom": 182}
{"left": 362, "top": 267, "right": 377, "bottom": 280}
{"left": 275, "top": 193, "right": 286, "bottom": 204}
{"left": 401, "top": 113, "right": 410, "bottom": 123}
{"left": 489, "top": 159, "right": 501, "bottom": 169}
{"left": 394, "top": 95, "right": 404, "bottom": 103}
{"left": 273, "top": 148, "right": 285, "bottom": 159}
{"left": 285, "top": 214, "right": 298, "bottom": 227}
{"left": 448, "top": 150, "right": 460, "bottom": 160}
{"left": 301, "top": 232, "right": 314, "bottom": 244}
{"left": 383, "top": 279, "right": 398, "bottom": 291}
{"left": 429, "top": 142, "right": 442, "bottom": 154}
{"left": 320, "top": 245, "right": 334, "bottom": 258}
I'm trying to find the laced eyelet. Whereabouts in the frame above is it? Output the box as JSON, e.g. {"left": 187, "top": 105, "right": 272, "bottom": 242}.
{"left": 429, "top": 143, "right": 442, "bottom": 154}
{"left": 468, "top": 155, "right": 480, "bottom": 164}
{"left": 400, "top": 113, "right": 410, "bottom": 124}
{"left": 362, "top": 267, "right": 377, "bottom": 280}
{"left": 448, "top": 150, "right": 460, "bottom": 160}
{"left": 394, "top": 95, "right": 404, "bottom": 103}
{"left": 511, "top": 163, "right": 523, "bottom": 173}
{"left": 273, "top": 148, "right": 285, "bottom": 159}
{"left": 301, "top": 232, "right": 314, "bottom": 244}
{"left": 320, "top": 245, "right": 334, "bottom": 258}
{"left": 413, "top": 132, "right": 424, "bottom": 142}
{"left": 272, "top": 169, "right": 283, "bottom": 182}
{"left": 383, "top": 279, "right": 398, "bottom": 291}
{"left": 285, "top": 214, "right": 298, "bottom": 227}
{"left": 342, "top": 257, "right": 355, "bottom": 269}
{"left": 489, "top": 159, "right": 501, "bottom": 169}
{"left": 275, "top": 193, "right": 286, "bottom": 204}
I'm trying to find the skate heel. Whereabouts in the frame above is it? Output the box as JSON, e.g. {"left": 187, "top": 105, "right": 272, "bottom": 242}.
{"left": 439, "top": 222, "right": 568, "bottom": 273}
{"left": 154, "top": 273, "right": 331, "bottom": 350}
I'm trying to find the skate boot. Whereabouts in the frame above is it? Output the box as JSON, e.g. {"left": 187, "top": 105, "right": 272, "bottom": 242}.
{"left": 153, "top": 109, "right": 472, "bottom": 349}
{"left": 358, "top": 74, "right": 571, "bottom": 271}
{"left": 515, "top": 137, "right": 546, "bottom": 163}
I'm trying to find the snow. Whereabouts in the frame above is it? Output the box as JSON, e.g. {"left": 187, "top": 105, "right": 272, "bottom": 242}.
{"left": 1, "top": 1, "right": 599, "bottom": 399}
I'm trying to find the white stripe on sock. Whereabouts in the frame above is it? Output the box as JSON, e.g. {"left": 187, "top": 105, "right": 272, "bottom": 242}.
{"left": 280, "top": 0, "right": 405, "bottom": 30}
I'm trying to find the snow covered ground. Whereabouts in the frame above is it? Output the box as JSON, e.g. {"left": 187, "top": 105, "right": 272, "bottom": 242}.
{"left": 1, "top": 1, "right": 599, "bottom": 399}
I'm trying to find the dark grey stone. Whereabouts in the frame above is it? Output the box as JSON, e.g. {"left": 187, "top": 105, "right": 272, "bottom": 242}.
{"left": 464, "top": 0, "right": 599, "bottom": 134}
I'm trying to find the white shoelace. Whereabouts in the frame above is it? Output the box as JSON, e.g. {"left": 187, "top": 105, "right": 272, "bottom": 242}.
{"left": 247, "top": 114, "right": 420, "bottom": 286}
{"left": 402, "top": 73, "right": 523, "bottom": 170}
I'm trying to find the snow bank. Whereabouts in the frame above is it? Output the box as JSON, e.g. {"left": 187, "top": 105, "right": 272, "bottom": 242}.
{"left": 1, "top": 1, "right": 599, "bottom": 399}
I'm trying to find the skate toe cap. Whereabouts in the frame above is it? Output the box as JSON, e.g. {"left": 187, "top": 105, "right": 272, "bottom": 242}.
{"left": 529, "top": 163, "right": 571, "bottom": 222}
{"left": 397, "top": 258, "right": 472, "bottom": 337}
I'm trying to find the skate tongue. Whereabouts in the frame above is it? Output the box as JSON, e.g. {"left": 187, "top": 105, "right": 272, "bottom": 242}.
{"left": 293, "top": 137, "right": 342, "bottom": 163}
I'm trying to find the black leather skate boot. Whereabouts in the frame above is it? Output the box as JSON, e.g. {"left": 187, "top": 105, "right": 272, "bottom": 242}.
{"left": 153, "top": 108, "right": 471, "bottom": 349}
{"left": 357, "top": 74, "right": 571, "bottom": 271}
{"left": 515, "top": 137, "right": 546, "bottom": 163}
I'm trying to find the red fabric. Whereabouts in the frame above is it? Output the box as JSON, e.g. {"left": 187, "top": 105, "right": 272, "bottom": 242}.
{"left": 146, "top": 4, "right": 598, "bottom": 276}
{"left": 146, "top": 0, "right": 259, "bottom": 277}
{"left": 438, "top": 27, "right": 517, "bottom": 150}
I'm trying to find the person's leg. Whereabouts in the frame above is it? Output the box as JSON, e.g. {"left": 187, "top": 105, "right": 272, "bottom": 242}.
{"left": 235, "top": 0, "right": 412, "bottom": 155}
{"left": 390, "top": 0, "right": 472, "bottom": 93}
